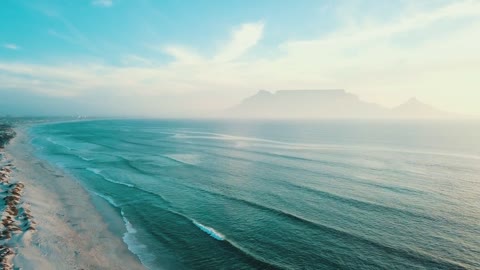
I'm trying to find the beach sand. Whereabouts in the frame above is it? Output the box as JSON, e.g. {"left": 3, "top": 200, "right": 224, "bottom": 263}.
{"left": 5, "top": 127, "right": 145, "bottom": 269}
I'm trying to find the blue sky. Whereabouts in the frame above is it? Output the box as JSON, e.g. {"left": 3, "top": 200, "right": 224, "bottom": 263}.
{"left": 1, "top": 0, "right": 338, "bottom": 63}
{"left": 1, "top": 0, "right": 479, "bottom": 116}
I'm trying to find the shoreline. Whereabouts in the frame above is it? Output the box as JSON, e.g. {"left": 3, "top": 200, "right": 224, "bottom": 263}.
{"left": 0, "top": 125, "right": 34, "bottom": 270}
{"left": 6, "top": 126, "right": 146, "bottom": 269}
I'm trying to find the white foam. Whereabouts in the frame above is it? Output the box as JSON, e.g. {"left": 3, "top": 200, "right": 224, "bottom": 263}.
{"left": 121, "top": 210, "right": 156, "bottom": 270}
{"left": 192, "top": 220, "right": 225, "bottom": 241}
{"left": 91, "top": 191, "right": 119, "bottom": 207}
{"left": 85, "top": 168, "right": 134, "bottom": 188}
{"left": 86, "top": 167, "right": 102, "bottom": 174}
{"left": 78, "top": 155, "right": 93, "bottom": 161}
{"left": 91, "top": 192, "right": 155, "bottom": 269}
{"left": 46, "top": 137, "right": 72, "bottom": 151}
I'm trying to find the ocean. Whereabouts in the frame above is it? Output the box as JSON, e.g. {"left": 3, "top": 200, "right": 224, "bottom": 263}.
{"left": 28, "top": 119, "right": 480, "bottom": 269}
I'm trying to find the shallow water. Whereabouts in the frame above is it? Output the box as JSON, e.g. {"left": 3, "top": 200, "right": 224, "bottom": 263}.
{"left": 29, "top": 119, "right": 480, "bottom": 269}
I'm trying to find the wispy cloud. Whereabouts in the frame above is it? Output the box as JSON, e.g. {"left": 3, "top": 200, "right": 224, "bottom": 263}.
{"left": 3, "top": 44, "right": 20, "bottom": 50}
{"left": 47, "top": 15, "right": 98, "bottom": 53}
{"left": 163, "top": 46, "right": 205, "bottom": 65}
{"left": 122, "top": 55, "right": 154, "bottom": 66}
{"left": 23, "top": 1, "right": 98, "bottom": 52}
{"left": 92, "top": 0, "right": 113, "bottom": 7}
{"left": 162, "top": 21, "right": 264, "bottom": 65}
{"left": 1, "top": 0, "right": 480, "bottom": 115}
{"left": 214, "top": 22, "right": 264, "bottom": 62}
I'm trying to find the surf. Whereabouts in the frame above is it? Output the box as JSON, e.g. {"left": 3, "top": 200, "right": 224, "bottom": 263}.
{"left": 192, "top": 220, "right": 225, "bottom": 241}
{"left": 85, "top": 167, "right": 135, "bottom": 188}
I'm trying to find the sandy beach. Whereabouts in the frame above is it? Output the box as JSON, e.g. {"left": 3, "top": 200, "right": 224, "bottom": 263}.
{"left": 3, "top": 126, "right": 145, "bottom": 270}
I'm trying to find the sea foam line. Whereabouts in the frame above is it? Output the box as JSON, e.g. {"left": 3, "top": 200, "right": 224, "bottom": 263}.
{"left": 90, "top": 191, "right": 120, "bottom": 207}
{"left": 85, "top": 168, "right": 135, "bottom": 188}
{"left": 78, "top": 155, "right": 93, "bottom": 161}
{"left": 192, "top": 220, "right": 225, "bottom": 241}
{"left": 121, "top": 210, "right": 156, "bottom": 270}
{"left": 90, "top": 191, "right": 155, "bottom": 270}
{"left": 46, "top": 137, "right": 72, "bottom": 151}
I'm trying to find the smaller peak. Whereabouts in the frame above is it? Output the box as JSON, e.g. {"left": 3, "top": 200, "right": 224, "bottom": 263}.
{"left": 406, "top": 97, "right": 421, "bottom": 103}
{"left": 256, "top": 89, "right": 272, "bottom": 95}
{"left": 407, "top": 97, "right": 418, "bottom": 102}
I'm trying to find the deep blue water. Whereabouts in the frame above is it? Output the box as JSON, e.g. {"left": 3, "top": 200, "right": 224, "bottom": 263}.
{"left": 29, "top": 119, "right": 480, "bottom": 269}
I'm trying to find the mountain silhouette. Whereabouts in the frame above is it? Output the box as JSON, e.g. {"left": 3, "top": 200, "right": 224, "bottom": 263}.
{"left": 227, "top": 90, "right": 451, "bottom": 119}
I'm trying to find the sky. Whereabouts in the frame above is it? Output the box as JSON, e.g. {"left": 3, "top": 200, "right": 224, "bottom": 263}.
{"left": 0, "top": 0, "right": 479, "bottom": 117}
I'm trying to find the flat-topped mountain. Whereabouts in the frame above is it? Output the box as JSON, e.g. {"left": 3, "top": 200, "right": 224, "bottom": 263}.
{"left": 227, "top": 90, "right": 450, "bottom": 119}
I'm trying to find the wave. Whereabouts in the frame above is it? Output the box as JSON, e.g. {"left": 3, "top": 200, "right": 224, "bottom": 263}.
{"left": 89, "top": 171, "right": 172, "bottom": 207}
{"left": 163, "top": 154, "right": 200, "bottom": 166}
{"left": 192, "top": 220, "right": 224, "bottom": 241}
{"left": 90, "top": 191, "right": 120, "bottom": 207}
{"left": 224, "top": 240, "right": 295, "bottom": 270}
{"left": 121, "top": 210, "right": 156, "bottom": 270}
{"left": 177, "top": 143, "right": 425, "bottom": 196}
{"left": 172, "top": 131, "right": 480, "bottom": 161}
{"left": 116, "top": 156, "right": 153, "bottom": 176}
{"left": 118, "top": 138, "right": 156, "bottom": 148}
{"left": 78, "top": 155, "right": 94, "bottom": 161}
{"left": 86, "top": 167, "right": 101, "bottom": 174}
{"left": 87, "top": 167, "right": 172, "bottom": 206}
{"left": 281, "top": 182, "right": 434, "bottom": 221}
{"left": 127, "top": 165, "right": 431, "bottom": 229}
{"left": 176, "top": 140, "right": 430, "bottom": 193}
{"left": 90, "top": 174, "right": 275, "bottom": 269}
{"left": 159, "top": 209, "right": 288, "bottom": 269}
{"left": 76, "top": 139, "right": 123, "bottom": 152}
{"left": 46, "top": 137, "right": 73, "bottom": 151}
{"left": 85, "top": 168, "right": 135, "bottom": 188}
{"left": 185, "top": 187, "right": 468, "bottom": 269}
{"left": 89, "top": 191, "right": 155, "bottom": 269}
{"left": 157, "top": 143, "right": 425, "bottom": 200}
{"left": 84, "top": 132, "right": 472, "bottom": 193}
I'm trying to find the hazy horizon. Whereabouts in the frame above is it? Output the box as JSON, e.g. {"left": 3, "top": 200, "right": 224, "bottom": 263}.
{"left": 1, "top": 0, "right": 480, "bottom": 117}
{"left": 0, "top": 89, "right": 477, "bottom": 119}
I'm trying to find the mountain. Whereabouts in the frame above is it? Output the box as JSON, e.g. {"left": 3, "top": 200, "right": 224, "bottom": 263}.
{"left": 391, "top": 97, "right": 450, "bottom": 118}
{"left": 226, "top": 90, "right": 451, "bottom": 119}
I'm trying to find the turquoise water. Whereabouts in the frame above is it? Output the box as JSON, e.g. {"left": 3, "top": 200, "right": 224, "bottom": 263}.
{"left": 29, "top": 120, "right": 480, "bottom": 269}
